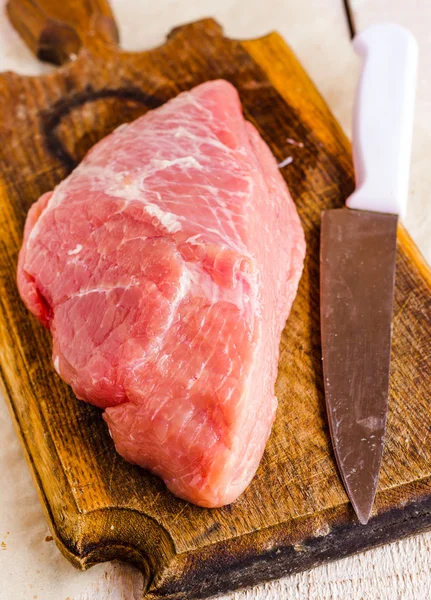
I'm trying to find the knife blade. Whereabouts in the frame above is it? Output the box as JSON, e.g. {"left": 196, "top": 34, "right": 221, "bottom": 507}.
{"left": 320, "top": 23, "right": 418, "bottom": 524}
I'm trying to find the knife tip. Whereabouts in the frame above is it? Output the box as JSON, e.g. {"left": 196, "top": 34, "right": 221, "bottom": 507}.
{"left": 350, "top": 492, "right": 375, "bottom": 525}
{"left": 354, "top": 505, "right": 372, "bottom": 525}
{"left": 341, "top": 468, "right": 378, "bottom": 525}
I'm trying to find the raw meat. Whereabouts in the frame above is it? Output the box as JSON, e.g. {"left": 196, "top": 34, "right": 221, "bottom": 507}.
{"left": 17, "top": 80, "right": 305, "bottom": 507}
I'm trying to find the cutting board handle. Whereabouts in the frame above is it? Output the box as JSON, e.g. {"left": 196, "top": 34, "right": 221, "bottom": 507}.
{"left": 6, "top": 0, "right": 119, "bottom": 65}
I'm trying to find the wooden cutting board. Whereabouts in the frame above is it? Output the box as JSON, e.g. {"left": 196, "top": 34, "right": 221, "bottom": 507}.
{"left": 1, "top": 1, "right": 430, "bottom": 598}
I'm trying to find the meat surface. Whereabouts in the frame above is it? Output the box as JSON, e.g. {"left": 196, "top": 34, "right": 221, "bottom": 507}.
{"left": 17, "top": 80, "right": 305, "bottom": 507}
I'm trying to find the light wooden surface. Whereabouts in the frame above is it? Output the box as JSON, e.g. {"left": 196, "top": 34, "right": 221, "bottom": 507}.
{"left": 0, "top": 1, "right": 430, "bottom": 599}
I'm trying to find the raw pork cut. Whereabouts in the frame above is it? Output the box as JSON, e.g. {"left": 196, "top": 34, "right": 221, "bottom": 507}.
{"left": 17, "top": 80, "right": 305, "bottom": 507}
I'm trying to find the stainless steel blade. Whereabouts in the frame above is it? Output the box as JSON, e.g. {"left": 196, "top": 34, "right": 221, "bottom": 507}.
{"left": 320, "top": 208, "right": 398, "bottom": 524}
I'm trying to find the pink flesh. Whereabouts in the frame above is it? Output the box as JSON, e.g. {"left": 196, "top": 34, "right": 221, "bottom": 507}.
{"left": 17, "top": 80, "right": 305, "bottom": 507}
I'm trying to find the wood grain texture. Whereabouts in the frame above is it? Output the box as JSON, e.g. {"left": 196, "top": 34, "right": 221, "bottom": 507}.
{"left": 0, "top": 3, "right": 430, "bottom": 599}
{"left": 7, "top": 0, "right": 118, "bottom": 65}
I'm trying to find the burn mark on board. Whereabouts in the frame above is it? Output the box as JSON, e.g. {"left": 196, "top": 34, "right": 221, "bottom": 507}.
{"left": 40, "top": 86, "right": 165, "bottom": 171}
{"left": 153, "top": 493, "right": 431, "bottom": 599}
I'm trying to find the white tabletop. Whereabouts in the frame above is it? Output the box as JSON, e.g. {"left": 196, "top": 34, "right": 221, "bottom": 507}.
{"left": 1, "top": 1, "right": 430, "bottom": 599}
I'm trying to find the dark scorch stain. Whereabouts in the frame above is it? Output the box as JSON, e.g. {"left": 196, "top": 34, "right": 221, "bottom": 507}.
{"left": 40, "top": 86, "right": 164, "bottom": 170}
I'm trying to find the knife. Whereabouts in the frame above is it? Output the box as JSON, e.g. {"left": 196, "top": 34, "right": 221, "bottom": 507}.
{"left": 320, "top": 23, "right": 418, "bottom": 524}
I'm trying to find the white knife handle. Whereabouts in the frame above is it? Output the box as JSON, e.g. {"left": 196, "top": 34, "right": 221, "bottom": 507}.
{"left": 346, "top": 23, "right": 418, "bottom": 218}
